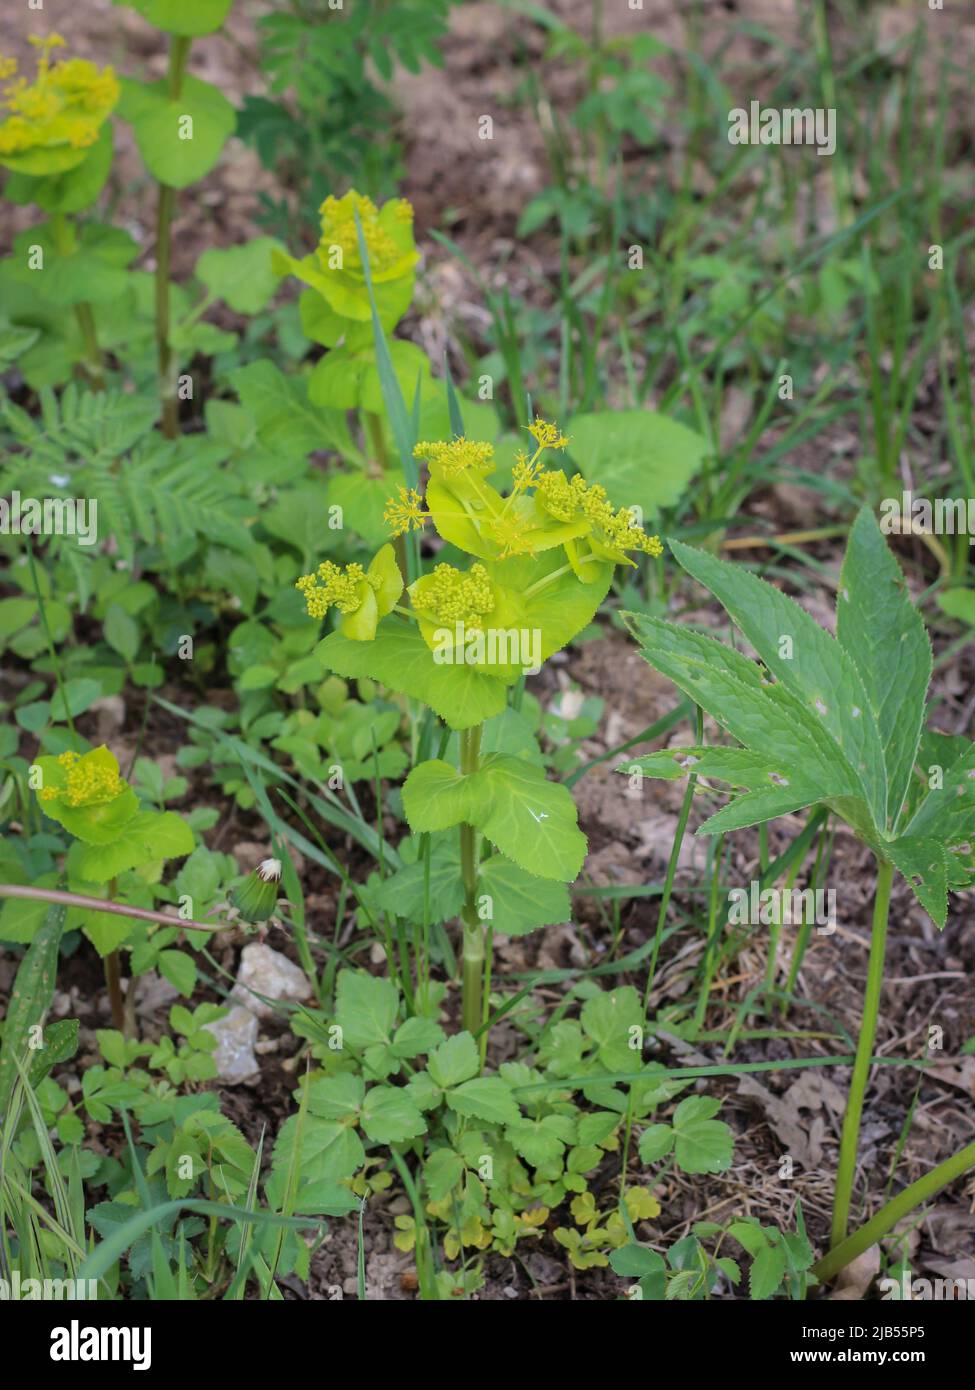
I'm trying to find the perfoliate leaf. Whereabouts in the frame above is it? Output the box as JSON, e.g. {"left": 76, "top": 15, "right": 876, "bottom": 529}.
{"left": 318, "top": 619, "right": 508, "bottom": 730}
{"left": 477, "top": 855, "right": 571, "bottom": 935}
{"left": 402, "top": 759, "right": 478, "bottom": 831}
{"left": 473, "top": 755, "right": 587, "bottom": 882}
{"left": 74, "top": 810, "right": 194, "bottom": 880}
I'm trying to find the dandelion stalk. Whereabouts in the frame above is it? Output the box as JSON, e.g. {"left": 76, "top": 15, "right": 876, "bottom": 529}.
{"left": 155, "top": 35, "right": 191, "bottom": 438}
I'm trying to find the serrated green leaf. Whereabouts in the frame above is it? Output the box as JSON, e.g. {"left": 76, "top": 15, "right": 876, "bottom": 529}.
{"left": 638, "top": 1125, "right": 675, "bottom": 1165}
{"left": 749, "top": 1242, "right": 787, "bottom": 1300}
{"left": 422, "top": 1148, "right": 465, "bottom": 1201}
{"left": 360, "top": 1086, "right": 426, "bottom": 1143}
{"left": 670, "top": 1096, "right": 734, "bottom": 1173}
{"left": 504, "top": 1117, "right": 565, "bottom": 1167}
{"left": 837, "top": 509, "right": 931, "bottom": 830}
{"left": 448, "top": 1076, "right": 520, "bottom": 1126}
{"left": 669, "top": 539, "right": 887, "bottom": 828}
{"left": 885, "top": 835, "right": 948, "bottom": 928}
{"left": 335, "top": 970, "right": 399, "bottom": 1050}
{"left": 304, "top": 1072, "right": 365, "bottom": 1121}
{"left": 427, "top": 1032, "right": 479, "bottom": 1089}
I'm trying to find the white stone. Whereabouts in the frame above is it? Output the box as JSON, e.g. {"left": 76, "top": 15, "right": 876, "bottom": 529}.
{"left": 231, "top": 943, "right": 312, "bottom": 1019}
{"left": 203, "top": 1006, "right": 259, "bottom": 1085}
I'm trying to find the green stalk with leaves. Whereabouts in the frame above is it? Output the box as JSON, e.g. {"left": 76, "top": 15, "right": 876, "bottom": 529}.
{"left": 623, "top": 508, "right": 973, "bottom": 1256}
{"left": 112, "top": 0, "right": 236, "bottom": 433}
{"left": 293, "top": 417, "right": 663, "bottom": 1039}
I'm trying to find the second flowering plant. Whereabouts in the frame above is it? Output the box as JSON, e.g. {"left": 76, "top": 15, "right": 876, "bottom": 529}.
{"left": 295, "top": 419, "right": 662, "bottom": 1035}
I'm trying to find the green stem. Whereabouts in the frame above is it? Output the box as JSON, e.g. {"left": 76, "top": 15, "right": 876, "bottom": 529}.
{"left": 155, "top": 182, "right": 177, "bottom": 437}
{"left": 815, "top": 1138, "right": 975, "bottom": 1285}
{"left": 459, "top": 724, "right": 484, "bottom": 1038}
{"left": 155, "top": 35, "right": 191, "bottom": 439}
{"left": 49, "top": 213, "right": 104, "bottom": 389}
{"left": 830, "top": 856, "right": 894, "bottom": 1248}
{"left": 103, "top": 878, "right": 126, "bottom": 1034}
{"left": 74, "top": 302, "right": 105, "bottom": 391}
{"left": 364, "top": 411, "right": 388, "bottom": 472}
{"left": 642, "top": 705, "right": 703, "bottom": 1014}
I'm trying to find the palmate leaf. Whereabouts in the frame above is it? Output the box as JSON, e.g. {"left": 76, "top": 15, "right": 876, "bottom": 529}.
{"left": 624, "top": 510, "right": 971, "bottom": 928}
{"left": 670, "top": 536, "right": 888, "bottom": 828}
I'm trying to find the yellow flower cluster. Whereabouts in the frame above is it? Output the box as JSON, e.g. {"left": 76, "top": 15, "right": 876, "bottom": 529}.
{"left": 536, "top": 470, "right": 663, "bottom": 557}
{"left": 317, "top": 191, "right": 412, "bottom": 276}
{"left": 40, "top": 750, "right": 123, "bottom": 808}
{"left": 527, "top": 417, "right": 569, "bottom": 451}
{"left": 0, "top": 35, "right": 119, "bottom": 158}
{"left": 411, "top": 562, "right": 496, "bottom": 633}
{"left": 295, "top": 560, "right": 380, "bottom": 619}
{"left": 413, "top": 437, "right": 495, "bottom": 477}
{"left": 383, "top": 486, "right": 429, "bottom": 538}
{"left": 511, "top": 451, "right": 544, "bottom": 492}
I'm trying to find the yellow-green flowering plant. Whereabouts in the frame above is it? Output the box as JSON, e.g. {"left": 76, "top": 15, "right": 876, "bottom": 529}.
{"left": 274, "top": 190, "right": 430, "bottom": 546}
{"left": 295, "top": 419, "right": 662, "bottom": 1034}
{"left": 0, "top": 35, "right": 118, "bottom": 178}
{"left": 27, "top": 746, "right": 195, "bottom": 1033}
{"left": 0, "top": 34, "right": 120, "bottom": 384}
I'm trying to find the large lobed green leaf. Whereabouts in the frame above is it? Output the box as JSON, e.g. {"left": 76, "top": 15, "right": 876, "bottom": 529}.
{"left": 670, "top": 537, "right": 888, "bottom": 829}
{"left": 836, "top": 508, "right": 932, "bottom": 832}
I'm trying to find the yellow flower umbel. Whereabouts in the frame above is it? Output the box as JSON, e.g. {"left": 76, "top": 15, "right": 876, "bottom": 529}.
{"left": 413, "top": 437, "right": 496, "bottom": 479}
{"left": 383, "top": 486, "right": 429, "bottom": 538}
{"left": 527, "top": 417, "right": 570, "bottom": 452}
{"left": 295, "top": 544, "right": 403, "bottom": 641}
{"left": 535, "top": 469, "right": 663, "bottom": 566}
{"left": 34, "top": 744, "right": 138, "bottom": 841}
{"left": 316, "top": 191, "right": 417, "bottom": 284}
{"left": 273, "top": 188, "right": 418, "bottom": 329}
{"left": 40, "top": 748, "right": 123, "bottom": 808}
{"left": 0, "top": 35, "right": 118, "bottom": 175}
{"left": 409, "top": 562, "right": 497, "bottom": 636}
